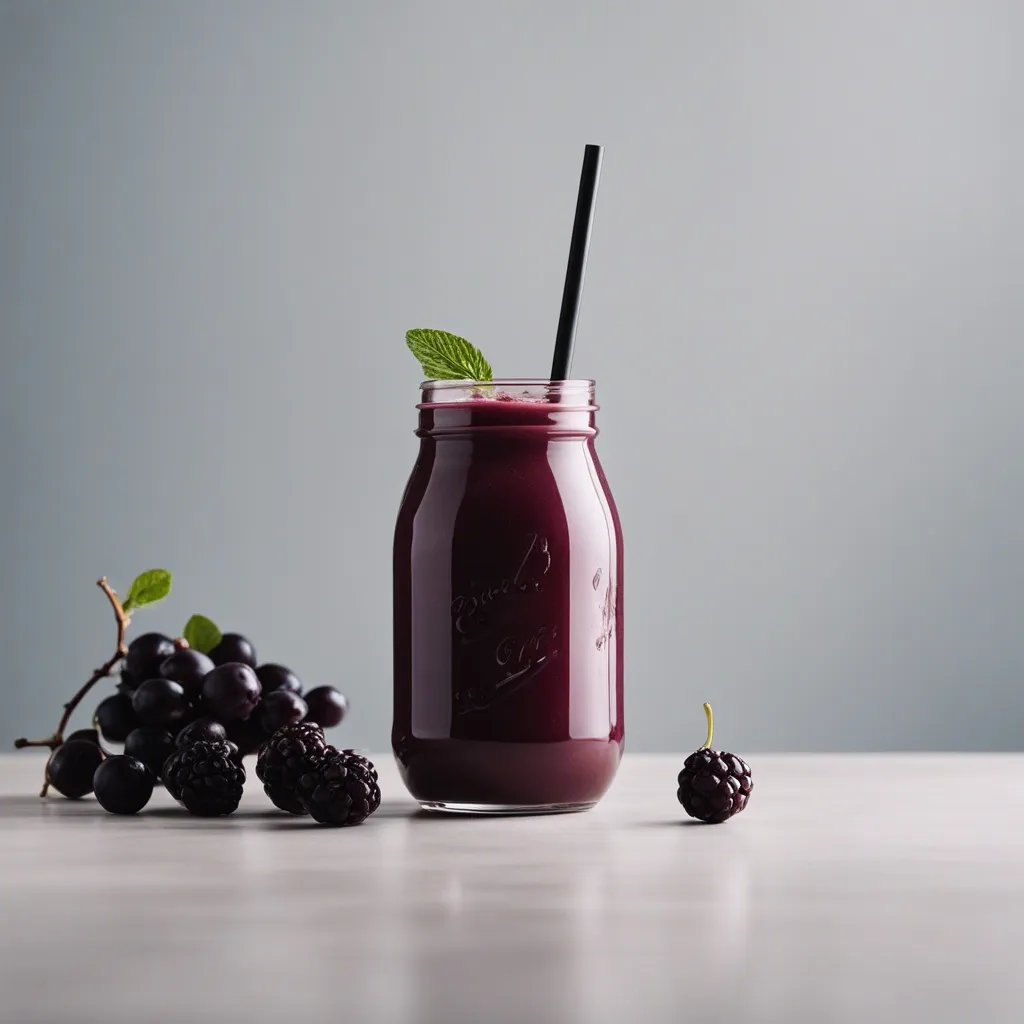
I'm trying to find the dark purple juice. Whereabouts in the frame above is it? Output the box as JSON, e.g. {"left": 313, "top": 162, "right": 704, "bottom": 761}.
{"left": 393, "top": 380, "right": 623, "bottom": 812}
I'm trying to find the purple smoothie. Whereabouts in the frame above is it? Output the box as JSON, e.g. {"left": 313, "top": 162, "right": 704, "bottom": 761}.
{"left": 393, "top": 380, "right": 623, "bottom": 812}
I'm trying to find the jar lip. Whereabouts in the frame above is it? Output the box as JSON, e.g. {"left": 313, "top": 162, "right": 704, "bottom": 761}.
{"left": 420, "top": 378, "right": 595, "bottom": 388}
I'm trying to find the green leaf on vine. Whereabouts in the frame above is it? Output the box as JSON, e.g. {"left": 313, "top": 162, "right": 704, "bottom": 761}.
{"left": 121, "top": 569, "right": 172, "bottom": 613}
{"left": 182, "top": 614, "right": 222, "bottom": 654}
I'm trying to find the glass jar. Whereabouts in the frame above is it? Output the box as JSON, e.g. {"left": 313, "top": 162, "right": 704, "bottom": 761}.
{"left": 392, "top": 379, "right": 623, "bottom": 813}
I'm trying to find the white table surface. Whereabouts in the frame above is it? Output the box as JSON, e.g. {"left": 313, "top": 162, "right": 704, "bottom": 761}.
{"left": 1, "top": 752, "right": 1022, "bottom": 1023}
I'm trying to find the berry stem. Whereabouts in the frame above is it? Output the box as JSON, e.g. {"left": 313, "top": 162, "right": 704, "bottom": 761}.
{"left": 702, "top": 702, "right": 714, "bottom": 750}
{"left": 13, "top": 577, "right": 131, "bottom": 796}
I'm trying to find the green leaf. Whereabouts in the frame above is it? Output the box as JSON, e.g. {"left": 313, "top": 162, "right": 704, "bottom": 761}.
{"left": 121, "top": 569, "right": 172, "bottom": 613}
{"left": 182, "top": 614, "right": 222, "bottom": 654}
{"left": 405, "top": 329, "right": 493, "bottom": 382}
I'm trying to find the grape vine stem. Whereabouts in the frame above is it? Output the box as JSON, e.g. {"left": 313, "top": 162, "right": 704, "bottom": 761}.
{"left": 13, "top": 577, "right": 130, "bottom": 796}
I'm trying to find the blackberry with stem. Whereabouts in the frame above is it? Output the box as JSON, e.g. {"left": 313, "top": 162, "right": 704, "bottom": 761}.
{"left": 677, "top": 703, "right": 753, "bottom": 824}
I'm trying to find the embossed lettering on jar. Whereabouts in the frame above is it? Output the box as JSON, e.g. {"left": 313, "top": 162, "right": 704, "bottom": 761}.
{"left": 393, "top": 379, "right": 624, "bottom": 813}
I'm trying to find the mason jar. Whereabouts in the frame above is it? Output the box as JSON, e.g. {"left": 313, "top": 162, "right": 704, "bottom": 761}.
{"left": 393, "top": 379, "right": 623, "bottom": 813}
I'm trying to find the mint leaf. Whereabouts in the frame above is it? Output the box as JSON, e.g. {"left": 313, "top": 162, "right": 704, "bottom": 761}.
{"left": 122, "top": 569, "right": 172, "bottom": 613}
{"left": 183, "top": 614, "right": 222, "bottom": 654}
{"left": 406, "top": 329, "right": 493, "bottom": 381}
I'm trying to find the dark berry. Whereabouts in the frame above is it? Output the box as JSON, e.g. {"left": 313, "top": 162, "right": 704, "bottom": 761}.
{"left": 46, "top": 740, "right": 104, "bottom": 799}
{"left": 303, "top": 686, "right": 348, "bottom": 728}
{"left": 202, "top": 663, "right": 261, "bottom": 721}
{"left": 93, "top": 755, "right": 154, "bottom": 814}
{"left": 224, "top": 740, "right": 241, "bottom": 762}
{"left": 118, "top": 668, "right": 140, "bottom": 691}
{"left": 255, "top": 663, "right": 303, "bottom": 695}
{"left": 162, "top": 740, "right": 245, "bottom": 816}
{"left": 255, "top": 722, "right": 327, "bottom": 814}
{"left": 296, "top": 749, "right": 380, "bottom": 826}
{"left": 159, "top": 649, "right": 215, "bottom": 699}
{"left": 209, "top": 633, "right": 257, "bottom": 668}
{"left": 677, "top": 750, "right": 753, "bottom": 824}
{"left": 224, "top": 715, "right": 269, "bottom": 758}
{"left": 261, "top": 690, "right": 308, "bottom": 734}
{"left": 95, "top": 692, "right": 138, "bottom": 743}
{"left": 65, "top": 727, "right": 100, "bottom": 746}
{"left": 176, "top": 717, "right": 227, "bottom": 748}
{"left": 125, "top": 632, "right": 175, "bottom": 682}
{"left": 124, "top": 726, "right": 176, "bottom": 777}
{"left": 131, "top": 678, "right": 190, "bottom": 728}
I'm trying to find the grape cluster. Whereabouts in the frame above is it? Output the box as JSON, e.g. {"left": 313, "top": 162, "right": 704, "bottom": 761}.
{"left": 44, "top": 628, "right": 351, "bottom": 818}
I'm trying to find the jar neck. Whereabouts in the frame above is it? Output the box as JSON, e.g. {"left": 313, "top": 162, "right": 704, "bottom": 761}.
{"left": 416, "top": 379, "right": 598, "bottom": 439}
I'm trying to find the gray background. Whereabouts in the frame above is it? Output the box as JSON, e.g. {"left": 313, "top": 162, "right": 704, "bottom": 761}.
{"left": 2, "top": 1, "right": 1022, "bottom": 753}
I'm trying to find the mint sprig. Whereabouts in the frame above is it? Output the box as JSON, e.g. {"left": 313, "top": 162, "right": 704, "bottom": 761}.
{"left": 406, "top": 329, "right": 493, "bottom": 382}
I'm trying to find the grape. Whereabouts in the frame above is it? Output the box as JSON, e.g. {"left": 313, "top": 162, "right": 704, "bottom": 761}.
{"left": 118, "top": 668, "right": 140, "bottom": 692}
{"left": 175, "top": 717, "right": 227, "bottom": 748}
{"left": 159, "top": 649, "right": 215, "bottom": 699}
{"left": 65, "top": 728, "right": 100, "bottom": 746}
{"left": 125, "top": 633, "right": 175, "bottom": 682}
{"left": 202, "top": 663, "right": 261, "bottom": 721}
{"left": 131, "top": 678, "right": 190, "bottom": 728}
{"left": 96, "top": 692, "right": 138, "bottom": 743}
{"left": 124, "top": 727, "right": 176, "bottom": 777}
{"left": 46, "top": 740, "right": 104, "bottom": 799}
{"left": 93, "top": 755, "right": 153, "bottom": 815}
{"left": 255, "top": 663, "right": 303, "bottom": 695}
{"left": 210, "top": 633, "right": 257, "bottom": 668}
{"left": 261, "top": 690, "right": 308, "bottom": 734}
{"left": 303, "top": 686, "right": 348, "bottom": 728}
{"left": 224, "top": 715, "right": 269, "bottom": 758}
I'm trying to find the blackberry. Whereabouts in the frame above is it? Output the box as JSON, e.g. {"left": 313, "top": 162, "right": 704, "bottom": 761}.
{"left": 162, "top": 740, "right": 245, "bottom": 816}
{"left": 676, "top": 704, "right": 752, "bottom": 824}
{"left": 296, "top": 749, "right": 380, "bottom": 827}
{"left": 255, "top": 722, "right": 328, "bottom": 814}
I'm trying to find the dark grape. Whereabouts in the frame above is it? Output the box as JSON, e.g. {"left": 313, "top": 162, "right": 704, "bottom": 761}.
{"left": 124, "top": 727, "right": 176, "bottom": 776}
{"left": 46, "top": 740, "right": 104, "bottom": 799}
{"left": 93, "top": 755, "right": 153, "bottom": 815}
{"left": 118, "top": 668, "right": 140, "bottom": 691}
{"left": 159, "top": 649, "right": 215, "bottom": 699}
{"left": 65, "top": 727, "right": 100, "bottom": 746}
{"left": 303, "top": 686, "right": 348, "bottom": 728}
{"left": 96, "top": 692, "right": 138, "bottom": 743}
{"left": 131, "top": 678, "right": 190, "bottom": 728}
{"left": 224, "top": 715, "right": 269, "bottom": 758}
{"left": 125, "top": 633, "right": 175, "bottom": 682}
{"left": 210, "top": 633, "right": 257, "bottom": 668}
{"left": 255, "top": 663, "right": 303, "bottom": 695}
{"left": 176, "top": 717, "right": 227, "bottom": 747}
{"left": 261, "top": 690, "right": 308, "bottom": 734}
{"left": 202, "top": 662, "right": 261, "bottom": 721}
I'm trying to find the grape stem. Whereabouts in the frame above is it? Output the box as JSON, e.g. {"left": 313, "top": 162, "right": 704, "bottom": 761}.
{"left": 13, "top": 578, "right": 130, "bottom": 796}
{"left": 702, "top": 702, "right": 714, "bottom": 750}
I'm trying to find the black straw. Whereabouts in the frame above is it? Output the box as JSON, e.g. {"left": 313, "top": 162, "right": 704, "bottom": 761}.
{"left": 550, "top": 144, "right": 603, "bottom": 381}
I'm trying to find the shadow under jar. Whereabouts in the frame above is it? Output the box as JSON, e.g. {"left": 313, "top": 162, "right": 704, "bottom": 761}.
{"left": 393, "top": 379, "right": 624, "bottom": 814}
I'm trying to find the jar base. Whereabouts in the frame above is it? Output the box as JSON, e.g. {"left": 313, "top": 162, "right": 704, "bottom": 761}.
{"left": 418, "top": 799, "right": 596, "bottom": 816}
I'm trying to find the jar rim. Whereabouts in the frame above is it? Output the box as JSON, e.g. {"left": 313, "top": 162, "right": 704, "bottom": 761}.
{"left": 420, "top": 378, "right": 595, "bottom": 388}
